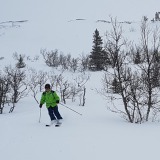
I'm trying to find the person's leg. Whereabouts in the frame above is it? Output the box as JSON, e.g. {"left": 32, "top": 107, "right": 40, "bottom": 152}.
{"left": 53, "top": 106, "right": 63, "bottom": 120}
{"left": 47, "top": 107, "right": 56, "bottom": 121}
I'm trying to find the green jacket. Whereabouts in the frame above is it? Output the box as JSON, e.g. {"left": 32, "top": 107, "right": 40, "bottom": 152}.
{"left": 40, "top": 90, "right": 60, "bottom": 108}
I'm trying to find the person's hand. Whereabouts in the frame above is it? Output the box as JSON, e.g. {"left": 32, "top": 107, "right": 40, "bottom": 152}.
{"left": 56, "top": 100, "right": 59, "bottom": 104}
{"left": 39, "top": 104, "right": 42, "bottom": 108}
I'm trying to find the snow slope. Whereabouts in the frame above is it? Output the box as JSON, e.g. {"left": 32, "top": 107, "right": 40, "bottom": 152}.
{"left": 1, "top": 1, "right": 160, "bottom": 160}
{"left": 1, "top": 70, "right": 160, "bottom": 160}
{"left": 1, "top": 71, "right": 160, "bottom": 160}
{"left": 0, "top": 0, "right": 159, "bottom": 58}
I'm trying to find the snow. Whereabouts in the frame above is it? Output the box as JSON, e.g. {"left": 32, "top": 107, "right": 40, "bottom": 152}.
{"left": 1, "top": 0, "right": 159, "bottom": 58}
{"left": 1, "top": 83, "right": 160, "bottom": 160}
{"left": 1, "top": 0, "right": 160, "bottom": 160}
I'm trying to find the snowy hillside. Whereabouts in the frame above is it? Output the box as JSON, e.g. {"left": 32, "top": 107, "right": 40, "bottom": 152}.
{"left": 0, "top": 0, "right": 160, "bottom": 59}
{"left": 1, "top": 68, "right": 160, "bottom": 160}
{"left": 1, "top": 1, "right": 160, "bottom": 160}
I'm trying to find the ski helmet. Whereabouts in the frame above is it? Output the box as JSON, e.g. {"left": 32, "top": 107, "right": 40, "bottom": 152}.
{"left": 45, "top": 84, "right": 51, "bottom": 89}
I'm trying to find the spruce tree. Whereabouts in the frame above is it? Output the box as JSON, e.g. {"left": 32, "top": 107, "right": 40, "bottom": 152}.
{"left": 134, "top": 49, "right": 141, "bottom": 64}
{"left": 89, "top": 29, "right": 104, "bottom": 71}
{"left": 16, "top": 54, "right": 26, "bottom": 68}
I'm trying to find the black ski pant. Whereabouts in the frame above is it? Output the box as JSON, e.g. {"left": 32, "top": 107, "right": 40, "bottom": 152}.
{"left": 47, "top": 106, "right": 62, "bottom": 121}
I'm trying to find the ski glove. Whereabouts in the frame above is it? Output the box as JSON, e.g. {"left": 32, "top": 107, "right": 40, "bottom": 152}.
{"left": 39, "top": 104, "right": 42, "bottom": 108}
{"left": 56, "top": 100, "right": 59, "bottom": 104}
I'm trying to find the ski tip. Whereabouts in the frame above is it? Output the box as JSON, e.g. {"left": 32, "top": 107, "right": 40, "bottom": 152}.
{"left": 55, "top": 124, "right": 61, "bottom": 127}
{"left": 46, "top": 124, "right": 50, "bottom": 127}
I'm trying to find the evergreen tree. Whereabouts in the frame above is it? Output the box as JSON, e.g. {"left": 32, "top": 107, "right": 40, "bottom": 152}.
{"left": 152, "top": 63, "right": 160, "bottom": 87}
{"left": 153, "top": 49, "right": 160, "bottom": 63}
{"left": 111, "top": 77, "right": 121, "bottom": 93}
{"left": 16, "top": 54, "right": 26, "bottom": 68}
{"left": 134, "top": 49, "right": 141, "bottom": 64}
{"left": 89, "top": 29, "right": 104, "bottom": 71}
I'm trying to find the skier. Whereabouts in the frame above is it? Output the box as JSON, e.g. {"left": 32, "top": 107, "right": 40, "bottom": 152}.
{"left": 39, "top": 83, "right": 63, "bottom": 126}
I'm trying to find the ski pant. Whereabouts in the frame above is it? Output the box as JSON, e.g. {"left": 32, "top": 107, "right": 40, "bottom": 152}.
{"left": 47, "top": 106, "right": 62, "bottom": 121}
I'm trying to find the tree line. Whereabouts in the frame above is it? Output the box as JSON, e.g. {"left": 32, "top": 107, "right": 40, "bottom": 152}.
{"left": 1, "top": 17, "right": 160, "bottom": 123}
{"left": 0, "top": 53, "right": 90, "bottom": 114}
{"left": 99, "top": 18, "right": 160, "bottom": 123}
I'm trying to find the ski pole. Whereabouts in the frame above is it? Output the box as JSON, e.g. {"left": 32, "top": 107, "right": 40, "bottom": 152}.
{"left": 59, "top": 103, "right": 82, "bottom": 116}
{"left": 39, "top": 108, "right": 41, "bottom": 123}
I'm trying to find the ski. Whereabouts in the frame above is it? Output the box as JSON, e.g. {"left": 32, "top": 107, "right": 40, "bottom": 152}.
{"left": 55, "top": 124, "right": 60, "bottom": 127}
{"left": 46, "top": 119, "right": 62, "bottom": 127}
{"left": 45, "top": 123, "right": 61, "bottom": 127}
{"left": 55, "top": 122, "right": 62, "bottom": 127}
